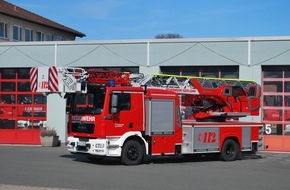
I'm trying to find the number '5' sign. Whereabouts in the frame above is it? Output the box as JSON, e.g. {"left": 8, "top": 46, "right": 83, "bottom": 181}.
{"left": 265, "top": 124, "right": 272, "bottom": 135}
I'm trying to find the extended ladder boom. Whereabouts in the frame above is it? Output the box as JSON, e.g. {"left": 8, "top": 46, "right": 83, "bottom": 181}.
{"left": 30, "top": 66, "right": 261, "bottom": 121}
{"left": 131, "top": 73, "right": 261, "bottom": 121}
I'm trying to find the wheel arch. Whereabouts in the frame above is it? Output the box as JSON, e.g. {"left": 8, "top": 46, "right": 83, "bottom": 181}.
{"left": 220, "top": 135, "right": 241, "bottom": 151}
{"left": 119, "top": 132, "right": 148, "bottom": 155}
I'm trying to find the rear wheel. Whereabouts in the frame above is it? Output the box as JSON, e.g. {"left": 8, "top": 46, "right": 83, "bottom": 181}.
{"left": 221, "top": 139, "right": 239, "bottom": 161}
{"left": 121, "top": 140, "right": 144, "bottom": 166}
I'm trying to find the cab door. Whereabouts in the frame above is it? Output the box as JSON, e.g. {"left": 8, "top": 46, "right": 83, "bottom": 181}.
{"left": 108, "top": 91, "right": 144, "bottom": 136}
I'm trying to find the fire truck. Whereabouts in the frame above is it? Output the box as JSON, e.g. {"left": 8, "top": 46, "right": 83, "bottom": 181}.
{"left": 30, "top": 66, "right": 265, "bottom": 165}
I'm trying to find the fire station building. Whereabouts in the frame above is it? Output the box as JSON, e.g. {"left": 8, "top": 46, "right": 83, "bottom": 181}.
{"left": 0, "top": 37, "right": 290, "bottom": 152}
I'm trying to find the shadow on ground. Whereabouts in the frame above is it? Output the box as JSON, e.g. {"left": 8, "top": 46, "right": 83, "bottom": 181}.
{"left": 60, "top": 153, "right": 263, "bottom": 166}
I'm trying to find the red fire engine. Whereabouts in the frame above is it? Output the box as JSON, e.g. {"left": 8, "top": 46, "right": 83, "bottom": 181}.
{"left": 31, "top": 66, "right": 265, "bottom": 165}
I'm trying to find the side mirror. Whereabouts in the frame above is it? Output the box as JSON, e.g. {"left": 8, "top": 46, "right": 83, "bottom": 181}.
{"left": 111, "top": 107, "right": 119, "bottom": 114}
{"left": 110, "top": 94, "right": 119, "bottom": 114}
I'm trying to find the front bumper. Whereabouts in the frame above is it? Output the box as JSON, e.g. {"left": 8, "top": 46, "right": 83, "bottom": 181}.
{"left": 66, "top": 136, "right": 121, "bottom": 157}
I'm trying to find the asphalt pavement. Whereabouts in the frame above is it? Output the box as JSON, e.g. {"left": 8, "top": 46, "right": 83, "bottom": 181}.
{"left": 0, "top": 145, "right": 290, "bottom": 190}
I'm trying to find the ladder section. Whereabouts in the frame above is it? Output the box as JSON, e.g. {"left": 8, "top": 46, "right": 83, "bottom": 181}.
{"left": 130, "top": 73, "right": 258, "bottom": 95}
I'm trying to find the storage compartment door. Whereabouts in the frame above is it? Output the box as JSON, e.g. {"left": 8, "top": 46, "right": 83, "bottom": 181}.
{"left": 146, "top": 99, "right": 174, "bottom": 135}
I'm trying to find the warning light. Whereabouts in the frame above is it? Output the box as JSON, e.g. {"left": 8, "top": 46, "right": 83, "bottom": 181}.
{"left": 108, "top": 79, "right": 115, "bottom": 87}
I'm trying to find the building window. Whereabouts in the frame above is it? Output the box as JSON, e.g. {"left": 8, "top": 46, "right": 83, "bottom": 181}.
{"left": 36, "top": 31, "right": 44, "bottom": 41}
{"left": 46, "top": 33, "right": 53, "bottom": 41}
{"left": 55, "top": 36, "right": 63, "bottom": 41}
{"left": 25, "top": 29, "right": 33, "bottom": 41}
{"left": 93, "top": 67, "right": 139, "bottom": 73}
{"left": 160, "top": 66, "right": 239, "bottom": 78}
{"left": 262, "top": 66, "right": 290, "bottom": 136}
{"left": 13, "top": 25, "right": 22, "bottom": 41}
{"left": 0, "top": 22, "right": 8, "bottom": 38}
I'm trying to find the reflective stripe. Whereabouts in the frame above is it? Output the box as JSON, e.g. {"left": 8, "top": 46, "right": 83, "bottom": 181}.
{"left": 48, "top": 66, "right": 59, "bottom": 92}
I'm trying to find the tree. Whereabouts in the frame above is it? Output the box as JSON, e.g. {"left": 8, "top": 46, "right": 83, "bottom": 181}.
{"left": 155, "top": 33, "right": 183, "bottom": 39}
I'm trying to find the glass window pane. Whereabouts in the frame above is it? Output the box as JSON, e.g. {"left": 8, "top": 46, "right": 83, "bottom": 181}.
{"left": 263, "top": 66, "right": 282, "bottom": 78}
{"left": 13, "top": 26, "right": 22, "bottom": 41}
{"left": 18, "top": 82, "right": 31, "bottom": 91}
{"left": 13, "top": 26, "right": 18, "bottom": 40}
{"left": 18, "top": 69, "right": 30, "bottom": 79}
{"left": 160, "top": 66, "right": 182, "bottom": 75}
{"left": 118, "top": 93, "right": 131, "bottom": 111}
{"left": 201, "top": 67, "right": 219, "bottom": 78}
{"left": 285, "top": 124, "right": 290, "bottom": 135}
{"left": 25, "top": 29, "right": 33, "bottom": 41}
{"left": 36, "top": 31, "right": 42, "bottom": 41}
{"left": 285, "top": 67, "right": 290, "bottom": 78}
{"left": 0, "top": 22, "right": 5, "bottom": 38}
{"left": 1, "top": 82, "right": 16, "bottom": 91}
{"left": 55, "top": 36, "right": 63, "bottom": 41}
{"left": 285, "top": 96, "right": 290, "bottom": 107}
{"left": 263, "top": 95, "right": 283, "bottom": 106}
{"left": 1, "top": 69, "right": 16, "bottom": 79}
{"left": 1, "top": 94, "right": 15, "bottom": 104}
{"left": 34, "top": 94, "right": 47, "bottom": 104}
{"left": 124, "top": 67, "right": 139, "bottom": 73}
{"left": 264, "top": 81, "right": 282, "bottom": 92}
{"left": 284, "top": 82, "right": 290, "bottom": 92}
{"left": 18, "top": 94, "right": 32, "bottom": 104}
{"left": 46, "top": 34, "right": 53, "bottom": 41}
{"left": 17, "top": 120, "right": 32, "bottom": 129}
{"left": 221, "top": 67, "right": 239, "bottom": 79}
{"left": 0, "top": 119, "right": 15, "bottom": 129}
{"left": 32, "top": 120, "right": 47, "bottom": 129}
{"left": 0, "top": 23, "right": 3, "bottom": 36}
{"left": 182, "top": 67, "right": 199, "bottom": 76}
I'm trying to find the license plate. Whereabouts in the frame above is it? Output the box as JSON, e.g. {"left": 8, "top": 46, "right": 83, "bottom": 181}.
{"left": 77, "top": 141, "right": 86, "bottom": 147}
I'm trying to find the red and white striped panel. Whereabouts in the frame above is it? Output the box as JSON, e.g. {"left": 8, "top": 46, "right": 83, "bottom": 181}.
{"left": 30, "top": 67, "right": 38, "bottom": 92}
{"left": 48, "top": 66, "right": 59, "bottom": 92}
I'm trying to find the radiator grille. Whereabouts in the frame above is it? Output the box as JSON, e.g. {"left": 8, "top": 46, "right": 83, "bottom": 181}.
{"left": 72, "top": 123, "right": 94, "bottom": 134}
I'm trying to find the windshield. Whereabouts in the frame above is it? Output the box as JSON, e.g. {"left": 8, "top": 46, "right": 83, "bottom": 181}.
{"left": 71, "top": 88, "right": 105, "bottom": 115}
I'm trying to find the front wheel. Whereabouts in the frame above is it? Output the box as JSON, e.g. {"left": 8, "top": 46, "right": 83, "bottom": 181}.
{"left": 220, "top": 139, "right": 239, "bottom": 161}
{"left": 121, "top": 140, "right": 144, "bottom": 166}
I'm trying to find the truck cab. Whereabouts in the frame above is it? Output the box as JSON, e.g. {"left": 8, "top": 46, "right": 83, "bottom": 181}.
{"left": 66, "top": 85, "right": 182, "bottom": 165}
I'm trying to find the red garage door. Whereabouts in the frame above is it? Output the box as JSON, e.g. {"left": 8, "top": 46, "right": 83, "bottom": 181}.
{"left": 0, "top": 68, "right": 47, "bottom": 144}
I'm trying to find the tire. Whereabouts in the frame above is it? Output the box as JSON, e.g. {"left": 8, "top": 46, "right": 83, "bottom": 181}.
{"left": 220, "top": 139, "right": 239, "bottom": 161}
{"left": 121, "top": 140, "right": 143, "bottom": 166}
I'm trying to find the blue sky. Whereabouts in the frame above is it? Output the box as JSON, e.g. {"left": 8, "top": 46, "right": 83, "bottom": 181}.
{"left": 7, "top": 0, "right": 290, "bottom": 40}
